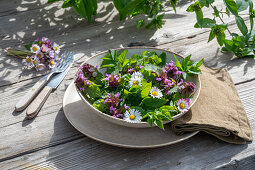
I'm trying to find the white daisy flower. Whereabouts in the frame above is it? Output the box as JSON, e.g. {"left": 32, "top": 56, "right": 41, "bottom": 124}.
{"left": 124, "top": 109, "right": 142, "bottom": 122}
{"left": 41, "top": 44, "right": 49, "bottom": 53}
{"left": 176, "top": 98, "right": 190, "bottom": 113}
{"left": 30, "top": 44, "right": 40, "bottom": 54}
{"left": 48, "top": 59, "right": 56, "bottom": 69}
{"left": 36, "top": 52, "right": 44, "bottom": 58}
{"left": 150, "top": 87, "right": 163, "bottom": 98}
{"left": 32, "top": 56, "right": 39, "bottom": 66}
{"left": 22, "top": 56, "right": 33, "bottom": 66}
{"left": 132, "top": 71, "right": 143, "bottom": 79}
{"left": 53, "top": 43, "right": 60, "bottom": 54}
{"left": 35, "top": 64, "right": 45, "bottom": 71}
{"left": 128, "top": 71, "right": 143, "bottom": 87}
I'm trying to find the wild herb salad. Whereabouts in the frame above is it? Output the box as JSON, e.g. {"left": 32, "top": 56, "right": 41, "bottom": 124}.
{"left": 75, "top": 50, "right": 203, "bottom": 129}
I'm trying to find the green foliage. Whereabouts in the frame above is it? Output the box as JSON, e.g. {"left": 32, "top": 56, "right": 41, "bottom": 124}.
{"left": 174, "top": 54, "right": 203, "bottom": 79}
{"left": 77, "top": 50, "right": 202, "bottom": 129}
{"left": 84, "top": 82, "right": 102, "bottom": 101}
{"left": 187, "top": 0, "right": 255, "bottom": 58}
{"left": 48, "top": 0, "right": 178, "bottom": 29}
{"left": 93, "top": 99, "right": 107, "bottom": 112}
{"left": 143, "top": 105, "right": 176, "bottom": 130}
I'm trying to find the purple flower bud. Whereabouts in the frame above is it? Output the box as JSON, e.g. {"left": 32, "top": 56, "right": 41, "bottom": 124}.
{"left": 75, "top": 71, "right": 90, "bottom": 91}
{"left": 105, "top": 74, "right": 120, "bottom": 88}
{"left": 177, "top": 79, "right": 183, "bottom": 86}
{"left": 181, "top": 82, "right": 196, "bottom": 94}
{"left": 124, "top": 104, "right": 130, "bottom": 110}
{"left": 156, "top": 77, "right": 162, "bottom": 81}
{"left": 115, "top": 92, "right": 120, "bottom": 98}
{"left": 128, "top": 68, "right": 134, "bottom": 74}
{"left": 80, "top": 63, "right": 97, "bottom": 78}
{"left": 109, "top": 106, "right": 116, "bottom": 114}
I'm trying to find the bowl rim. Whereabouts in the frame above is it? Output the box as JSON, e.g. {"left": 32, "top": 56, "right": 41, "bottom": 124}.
{"left": 74, "top": 46, "right": 201, "bottom": 125}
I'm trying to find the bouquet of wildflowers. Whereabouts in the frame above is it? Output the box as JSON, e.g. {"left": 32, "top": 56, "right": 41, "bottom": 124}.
{"left": 5, "top": 37, "right": 60, "bottom": 71}
{"left": 75, "top": 50, "right": 203, "bottom": 129}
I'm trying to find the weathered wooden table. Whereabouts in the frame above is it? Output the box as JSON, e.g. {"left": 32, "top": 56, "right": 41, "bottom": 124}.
{"left": 1, "top": 0, "right": 255, "bottom": 169}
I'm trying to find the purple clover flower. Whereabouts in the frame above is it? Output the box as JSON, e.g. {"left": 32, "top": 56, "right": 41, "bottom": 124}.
{"left": 128, "top": 67, "right": 135, "bottom": 74}
{"left": 181, "top": 82, "right": 196, "bottom": 94}
{"left": 79, "top": 63, "right": 96, "bottom": 78}
{"left": 104, "top": 93, "right": 122, "bottom": 108}
{"left": 124, "top": 104, "right": 130, "bottom": 110}
{"left": 165, "top": 61, "right": 183, "bottom": 80}
{"left": 104, "top": 74, "right": 120, "bottom": 88}
{"left": 75, "top": 71, "right": 90, "bottom": 91}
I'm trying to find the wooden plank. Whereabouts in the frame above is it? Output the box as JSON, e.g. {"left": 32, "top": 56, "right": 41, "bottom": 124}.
{"left": 0, "top": 78, "right": 254, "bottom": 167}
{"left": 0, "top": 124, "right": 254, "bottom": 170}
{"left": 1, "top": 0, "right": 241, "bottom": 87}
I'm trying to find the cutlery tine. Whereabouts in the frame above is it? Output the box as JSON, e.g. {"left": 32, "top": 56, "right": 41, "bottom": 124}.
{"left": 56, "top": 51, "right": 66, "bottom": 68}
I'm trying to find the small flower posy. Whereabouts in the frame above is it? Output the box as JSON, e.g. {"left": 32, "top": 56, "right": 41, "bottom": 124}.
{"left": 22, "top": 37, "right": 60, "bottom": 71}
{"left": 75, "top": 50, "right": 202, "bottom": 129}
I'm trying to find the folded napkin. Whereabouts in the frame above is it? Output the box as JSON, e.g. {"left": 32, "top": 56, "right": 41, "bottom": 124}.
{"left": 172, "top": 66, "right": 253, "bottom": 144}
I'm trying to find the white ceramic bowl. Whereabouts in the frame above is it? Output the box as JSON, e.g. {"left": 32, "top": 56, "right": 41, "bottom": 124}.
{"left": 75, "top": 47, "right": 201, "bottom": 128}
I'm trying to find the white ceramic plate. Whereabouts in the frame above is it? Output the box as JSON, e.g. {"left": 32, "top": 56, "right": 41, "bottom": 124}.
{"left": 63, "top": 82, "right": 199, "bottom": 148}
{"left": 75, "top": 47, "right": 201, "bottom": 128}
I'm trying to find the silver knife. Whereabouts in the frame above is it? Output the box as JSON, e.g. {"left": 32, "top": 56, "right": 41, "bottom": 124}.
{"left": 26, "top": 57, "right": 74, "bottom": 119}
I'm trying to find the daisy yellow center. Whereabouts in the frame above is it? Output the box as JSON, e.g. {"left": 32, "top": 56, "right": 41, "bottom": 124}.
{"left": 33, "top": 60, "right": 37, "bottom": 65}
{"left": 26, "top": 58, "right": 31, "bottom": 63}
{"left": 37, "top": 65, "right": 41, "bottom": 68}
{"left": 180, "top": 103, "right": 185, "bottom": 109}
{"left": 152, "top": 91, "right": 157, "bottom": 96}
{"left": 50, "top": 61, "right": 54, "bottom": 65}
{"left": 130, "top": 115, "right": 136, "bottom": 120}
{"left": 37, "top": 54, "right": 41, "bottom": 58}
{"left": 55, "top": 46, "right": 58, "bottom": 50}
{"left": 32, "top": 47, "right": 37, "bottom": 51}
{"left": 133, "top": 80, "right": 139, "bottom": 85}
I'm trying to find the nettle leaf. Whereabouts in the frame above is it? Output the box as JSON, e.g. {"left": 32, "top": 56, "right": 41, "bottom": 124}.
{"left": 235, "top": 16, "right": 248, "bottom": 36}
{"left": 223, "top": 0, "right": 238, "bottom": 16}
{"left": 144, "top": 64, "right": 160, "bottom": 72}
{"left": 86, "top": 84, "right": 101, "bottom": 99}
{"left": 118, "top": 50, "right": 128, "bottom": 64}
{"left": 123, "top": 59, "right": 129, "bottom": 67}
{"left": 142, "top": 70, "right": 156, "bottom": 82}
{"left": 142, "top": 97, "right": 168, "bottom": 109}
{"left": 196, "top": 58, "right": 204, "bottom": 67}
{"left": 93, "top": 99, "right": 106, "bottom": 112}
{"left": 159, "top": 52, "right": 166, "bottom": 66}
{"left": 182, "top": 55, "right": 191, "bottom": 70}
{"left": 141, "top": 82, "right": 152, "bottom": 98}
{"left": 154, "top": 119, "right": 164, "bottom": 130}
{"left": 236, "top": 0, "right": 249, "bottom": 12}
{"left": 173, "top": 54, "right": 183, "bottom": 71}
{"left": 188, "top": 67, "right": 202, "bottom": 74}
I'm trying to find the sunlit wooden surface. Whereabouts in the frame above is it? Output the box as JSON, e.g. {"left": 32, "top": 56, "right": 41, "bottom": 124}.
{"left": 0, "top": 0, "right": 255, "bottom": 169}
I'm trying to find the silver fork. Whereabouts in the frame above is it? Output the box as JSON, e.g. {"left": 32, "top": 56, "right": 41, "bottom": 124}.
{"left": 15, "top": 51, "right": 74, "bottom": 111}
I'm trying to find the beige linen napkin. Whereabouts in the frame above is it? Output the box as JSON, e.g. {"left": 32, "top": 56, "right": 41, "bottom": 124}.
{"left": 172, "top": 66, "right": 253, "bottom": 144}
